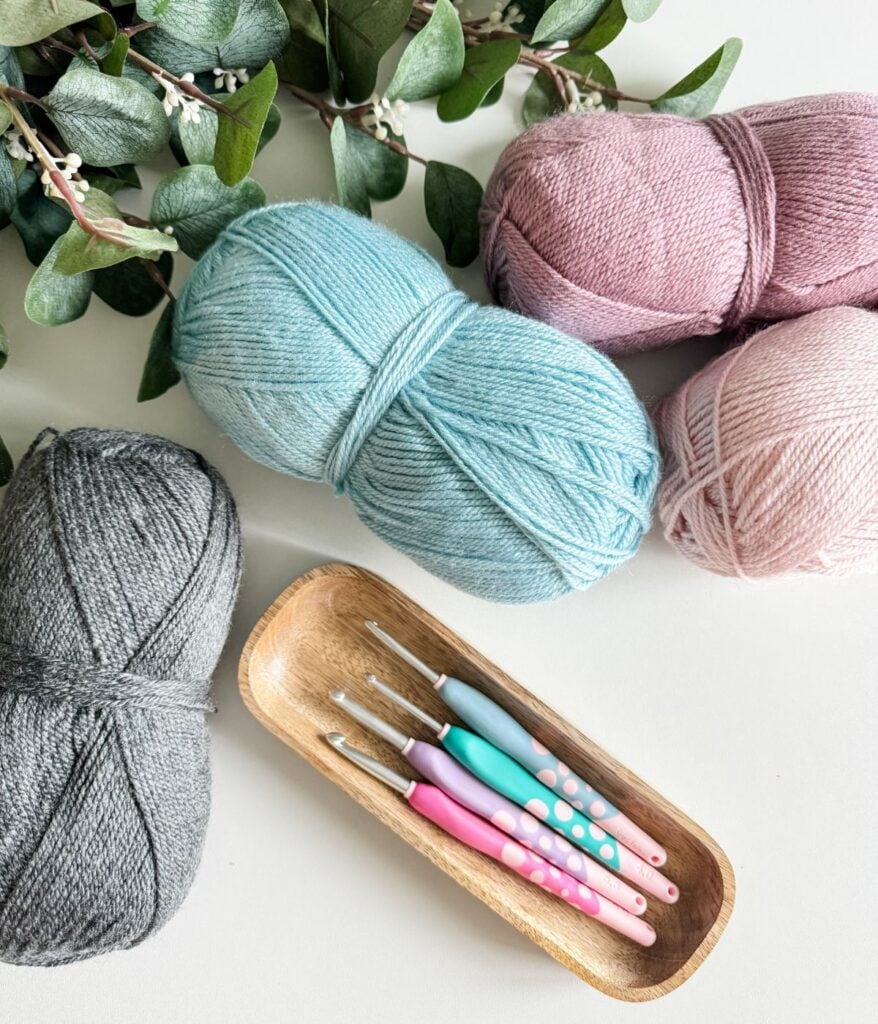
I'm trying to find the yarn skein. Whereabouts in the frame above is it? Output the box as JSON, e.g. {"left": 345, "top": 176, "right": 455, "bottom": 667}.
{"left": 0, "top": 428, "right": 241, "bottom": 966}
{"left": 655, "top": 306, "right": 878, "bottom": 578}
{"left": 172, "top": 202, "right": 659, "bottom": 603}
{"left": 482, "top": 94, "right": 878, "bottom": 355}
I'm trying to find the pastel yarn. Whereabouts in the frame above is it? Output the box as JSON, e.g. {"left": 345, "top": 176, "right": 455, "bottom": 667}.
{"left": 481, "top": 94, "right": 878, "bottom": 355}
{"left": 172, "top": 202, "right": 659, "bottom": 603}
{"left": 655, "top": 307, "right": 878, "bottom": 578}
{"left": 0, "top": 428, "right": 241, "bottom": 965}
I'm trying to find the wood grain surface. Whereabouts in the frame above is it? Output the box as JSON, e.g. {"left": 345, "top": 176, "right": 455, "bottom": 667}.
{"left": 238, "top": 562, "right": 735, "bottom": 1001}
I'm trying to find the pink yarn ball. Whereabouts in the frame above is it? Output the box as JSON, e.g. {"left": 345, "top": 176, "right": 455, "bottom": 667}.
{"left": 481, "top": 95, "right": 878, "bottom": 355}
{"left": 654, "top": 306, "right": 878, "bottom": 578}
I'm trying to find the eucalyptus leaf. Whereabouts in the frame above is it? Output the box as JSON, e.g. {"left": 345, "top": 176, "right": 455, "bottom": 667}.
{"left": 138, "top": 299, "right": 180, "bottom": 402}
{"left": 24, "top": 235, "right": 94, "bottom": 326}
{"left": 437, "top": 38, "right": 521, "bottom": 123}
{"left": 11, "top": 172, "right": 74, "bottom": 266}
{"left": 54, "top": 188, "right": 177, "bottom": 275}
{"left": 578, "top": 0, "right": 626, "bottom": 50}
{"left": 318, "top": 0, "right": 412, "bottom": 103}
{"left": 137, "top": 0, "right": 290, "bottom": 76}
{"left": 0, "top": 149, "right": 15, "bottom": 222}
{"left": 93, "top": 252, "right": 173, "bottom": 317}
{"left": 531, "top": 0, "right": 609, "bottom": 45}
{"left": 481, "top": 77, "right": 504, "bottom": 108}
{"left": 44, "top": 69, "right": 170, "bottom": 166}
{"left": 170, "top": 97, "right": 280, "bottom": 166}
{"left": 424, "top": 161, "right": 482, "bottom": 268}
{"left": 0, "top": 0, "right": 104, "bottom": 46}
{"left": 387, "top": 0, "right": 464, "bottom": 103}
{"left": 151, "top": 164, "right": 265, "bottom": 259}
{"left": 330, "top": 117, "right": 407, "bottom": 217}
{"left": 134, "top": 1, "right": 242, "bottom": 47}
{"left": 0, "top": 432, "right": 11, "bottom": 487}
{"left": 621, "top": 0, "right": 661, "bottom": 21}
{"left": 277, "top": 0, "right": 328, "bottom": 91}
{"left": 214, "top": 60, "right": 277, "bottom": 186}
{"left": 522, "top": 46, "right": 616, "bottom": 125}
{"left": 0, "top": 45, "right": 24, "bottom": 89}
{"left": 651, "top": 37, "right": 742, "bottom": 117}
{"left": 86, "top": 164, "right": 142, "bottom": 195}
{"left": 100, "top": 33, "right": 129, "bottom": 76}
{"left": 14, "top": 45, "right": 55, "bottom": 76}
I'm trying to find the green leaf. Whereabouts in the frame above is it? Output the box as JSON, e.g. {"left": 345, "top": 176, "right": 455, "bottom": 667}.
{"left": 214, "top": 60, "right": 277, "bottom": 186}
{"left": 437, "top": 38, "right": 521, "bottom": 122}
{"left": 531, "top": 0, "right": 609, "bottom": 45}
{"left": 0, "top": 44, "right": 24, "bottom": 89}
{"left": 54, "top": 188, "right": 178, "bottom": 275}
{"left": 151, "top": 164, "right": 265, "bottom": 259}
{"left": 138, "top": 300, "right": 180, "bottom": 402}
{"left": 481, "top": 77, "right": 504, "bottom": 108}
{"left": 170, "top": 96, "right": 280, "bottom": 166}
{"left": 424, "top": 161, "right": 482, "bottom": 268}
{"left": 100, "top": 32, "right": 128, "bottom": 76}
{"left": 522, "top": 45, "right": 616, "bottom": 126}
{"left": 0, "top": 432, "right": 11, "bottom": 487}
{"left": 277, "top": 0, "right": 328, "bottom": 91}
{"left": 93, "top": 252, "right": 173, "bottom": 317}
{"left": 24, "top": 235, "right": 94, "bottom": 326}
{"left": 85, "top": 164, "right": 142, "bottom": 195}
{"left": 578, "top": 0, "right": 626, "bottom": 50}
{"left": 651, "top": 37, "right": 742, "bottom": 117}
{"left": 0, "top": 0, "right": 104, "bottom": 46}
{"left": 13, "top": 45, "right": 55, "bottom": 76}
{"left": 0, "top": 149, "right": 15, "bottom": 222}
{"left": 330, "top": 117, "right": 407, "bottom": 217}
{"left": 387, "top": 0, "right": 464, "bottom": 103}
{"left": 11, "top": 171, "right": 74, "bottom": 265}
{"left": 134, "top": 1, "right": 241, "bottom": 47}
{"left": 137, "top": 0, "right": 290, "bottom": 76}
{"left": 44, "top": 69, "right": 170, "bottom": 166}
{"left": 621, "top": 0, "right": 661, "bottom": 21}
{"left": 318, "top": 0, "right": 412, "bottom": 103}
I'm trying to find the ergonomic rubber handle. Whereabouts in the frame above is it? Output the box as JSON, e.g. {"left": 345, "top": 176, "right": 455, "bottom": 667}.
{"left": 436, "top": 674, "right": 668, "bottom": 867}
{"left": 406, "top": 782, "right": 655, "bottom": 947}
{"left": 404, "top": 739, "right": 647, "bottom": 916}
{"left": 440, "top": 725, "right": 678, "bottom": 904}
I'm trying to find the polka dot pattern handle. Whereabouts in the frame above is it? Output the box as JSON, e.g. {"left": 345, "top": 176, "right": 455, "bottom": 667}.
{"left": 404, "top": 739, "right": 647, "bottom": 916}
{"left": 437, "top": 674, "right": 668, "bottom": 867}
{"left": 440, "top": 725, "right": 678, "bottom": 905}
{"left": 407, "top": 782, "right": 656, "bottom": 947}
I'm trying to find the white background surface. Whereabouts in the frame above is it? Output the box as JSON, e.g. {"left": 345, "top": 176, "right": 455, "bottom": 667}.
{"left": 1, "top": 2, "right": 876, "bottom": 1021}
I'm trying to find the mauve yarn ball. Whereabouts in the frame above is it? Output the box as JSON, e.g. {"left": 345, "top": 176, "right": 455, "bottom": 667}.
{"left": 655, "top": 307, "right": 878, "bottom": 578}
{"left": 481, "top": 94, "right": 878, "bottom": 355}
{"left": 0, "top": 428, "right": 241, "bottom": 966}
{"left": 172, "top": 202, "right": 659, "bottom": 603}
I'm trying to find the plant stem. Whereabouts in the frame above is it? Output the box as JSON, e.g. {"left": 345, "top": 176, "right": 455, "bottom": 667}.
{"left": 122, "top": 48, "right": 233, "bottom": 118}
{"left": 140, "top": 257, "right": 175, "bottom": 299}
{"left": 287, "top": 84, "right": 429, "bottom": 166}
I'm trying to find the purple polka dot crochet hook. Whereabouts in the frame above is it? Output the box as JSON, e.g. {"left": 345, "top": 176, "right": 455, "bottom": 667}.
{"left": 365, "top": 621, "right": 668, "bottom": 868}
{"left": 324, "top": 733, "right": 656, "bottom": 948}
{"left": 364, "top": 673, "right": 678, "bottom": 905}
{"left": 330, "top": 689, "right": 647, "bottom": 917}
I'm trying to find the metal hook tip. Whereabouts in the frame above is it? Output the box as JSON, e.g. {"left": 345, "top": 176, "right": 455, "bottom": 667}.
{"left": 325, "top": 732, "right": 346, "bottom": 748}
{"left": 329, "top": 688, "right": 345, "bottom": 703}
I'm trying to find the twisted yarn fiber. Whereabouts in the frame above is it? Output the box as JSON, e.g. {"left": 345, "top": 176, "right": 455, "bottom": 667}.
{"left": 655, "top": 307, "right": 878, "bottom": 578}
{"left": 172, "top": 202, "right": 659, "bottom": 603}
{"left": 482, "top": 94, "right": 878, "bottom": 355}
{"left": 0, "top": 428, "right": 241, "bottom": 966}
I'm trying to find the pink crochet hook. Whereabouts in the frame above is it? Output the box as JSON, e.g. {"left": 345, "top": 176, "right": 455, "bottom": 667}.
{"left": 325, "top": 733, "right": 656, "bottom": 948}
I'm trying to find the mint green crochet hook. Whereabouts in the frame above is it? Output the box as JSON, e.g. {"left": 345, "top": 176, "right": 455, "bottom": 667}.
{"left": 364, "top": 674, "right": 678, "bottom": 904}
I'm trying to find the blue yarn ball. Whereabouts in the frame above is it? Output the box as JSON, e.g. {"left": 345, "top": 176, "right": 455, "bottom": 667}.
{"left": 173, "top": 203, "right": 659, "bottom": 603}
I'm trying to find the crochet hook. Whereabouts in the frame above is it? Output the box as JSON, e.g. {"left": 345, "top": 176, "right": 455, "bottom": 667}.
{"left": 365, "top": 673, "right": 678, "bottom": 904}
{"left": 365, "top": 619, "right": 668, "bottom": 867}
{"left": 330, "top": 689, "right": 647, "bottom": 916}
{"left": 324, "top": 732, "right": 656, "bottom": 948}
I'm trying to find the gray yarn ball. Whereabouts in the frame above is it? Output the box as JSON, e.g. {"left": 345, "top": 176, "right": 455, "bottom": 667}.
{"left": 0, "top": 428, "right": 242, "bottom": 966}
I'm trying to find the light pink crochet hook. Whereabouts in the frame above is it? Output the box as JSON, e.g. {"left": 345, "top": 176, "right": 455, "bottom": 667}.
{"left": 325, "top": 733, "right": 656, "bottom": 948}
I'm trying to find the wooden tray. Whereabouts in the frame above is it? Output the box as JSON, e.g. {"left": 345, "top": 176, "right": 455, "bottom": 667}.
{"left": 239, "top": 563, "right": 734, "bottom": 1001}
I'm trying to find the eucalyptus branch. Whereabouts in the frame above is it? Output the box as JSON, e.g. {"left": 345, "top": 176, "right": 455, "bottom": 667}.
{"left": 287, "top": 84, "right": 429, "bottom": 167}
{"left": 122, "top": 48, "right": 232, "bottom": 118}
{"left": 140, "top": 257, "right": 175, "bottom": 300}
